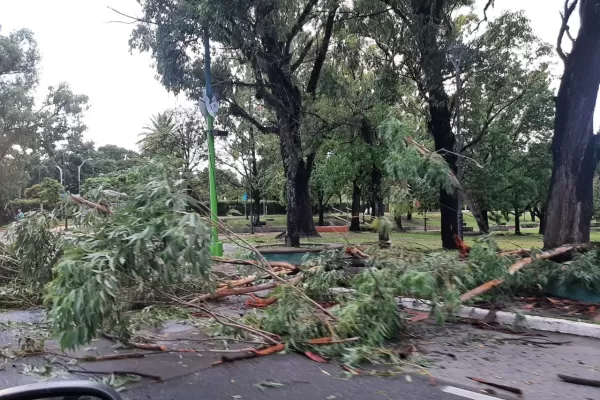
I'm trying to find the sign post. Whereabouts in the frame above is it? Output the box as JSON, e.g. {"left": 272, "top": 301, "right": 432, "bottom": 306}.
{"left": 202, "top": 27, "right": 223, "bottom": 257}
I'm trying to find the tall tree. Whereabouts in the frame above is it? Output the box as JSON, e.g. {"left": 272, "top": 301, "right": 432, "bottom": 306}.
{"left": 138, "top": 108, "right": 207, "bottom": 173}
{"left": 358, "top": 0, "right": 474, "bottom": 248}
{"left": 544, "top": 0, "right": 600, "bottom": 247}
{"left": 0, "top": 27, "right": 88, "bottom": 210}
{"left": 129, "top": 0, "right": 340, "bottom": 246}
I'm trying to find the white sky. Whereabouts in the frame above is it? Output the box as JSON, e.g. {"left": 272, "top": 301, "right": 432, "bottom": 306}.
{"left": 0, "top": 0, "right": 598, "bottom": 150}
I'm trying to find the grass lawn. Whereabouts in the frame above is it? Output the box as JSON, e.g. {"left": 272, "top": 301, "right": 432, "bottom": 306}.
{"left": 221, "top": 212, "right": 600, "bottom": 251}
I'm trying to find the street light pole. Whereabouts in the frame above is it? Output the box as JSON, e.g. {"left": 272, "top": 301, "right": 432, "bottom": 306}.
{"left": 56, "top": 166, "right": 63, "bottom": 186}
{"left": 447, "top": 44, "right": 467, "bottom": 241}
{"left": 203, "top": 27, "right": 224, "bottom": 257}
{"left": 77, "top": 159, "right": 91, "bottom": 195}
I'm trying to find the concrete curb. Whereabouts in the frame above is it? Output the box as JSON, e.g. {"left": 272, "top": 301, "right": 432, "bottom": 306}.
{"left": 398, "top": 297, "right": 600, "bottom": 339}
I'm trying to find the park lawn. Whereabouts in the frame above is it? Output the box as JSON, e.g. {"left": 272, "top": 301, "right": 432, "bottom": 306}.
{"left": 240, "top": 228, "right": 600, "bottom": 251}
{"left": 220, "top": 211, "right": 538, "bottom": 230}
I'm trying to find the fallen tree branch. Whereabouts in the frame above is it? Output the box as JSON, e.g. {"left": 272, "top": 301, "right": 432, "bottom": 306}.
{"left": 67, "top": 369, "right": 161, "bottom": 381}
{"left": 70, "top": 194, "right": 112, "bottom": 214}
{"left": 558, "top": 374, "right": 600, "bottom": 387}
{"left": 212, "top": 257, "right": 299, "bottom": 274}
{"left": 460, "top": 245, "right": 576, "bottom": 302}
{"left": 191, "top": 274, "right": 302, "bottom": 303}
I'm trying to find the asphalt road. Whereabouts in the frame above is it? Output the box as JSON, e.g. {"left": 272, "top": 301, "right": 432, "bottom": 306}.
{"left": 122, "top": 354, "right": 507, "bottom": 400}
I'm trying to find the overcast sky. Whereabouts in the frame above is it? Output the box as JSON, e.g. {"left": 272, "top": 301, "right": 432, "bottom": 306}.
{"left": 1, "top": 0, "right": 598, "bottom": 150}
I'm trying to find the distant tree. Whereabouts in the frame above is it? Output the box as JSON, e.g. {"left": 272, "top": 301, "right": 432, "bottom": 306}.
{"left": 0, "top": 27, "right": 88, "bottom": 211}
{"left": 138, "top": 108, "right": 207, "bottom": 174}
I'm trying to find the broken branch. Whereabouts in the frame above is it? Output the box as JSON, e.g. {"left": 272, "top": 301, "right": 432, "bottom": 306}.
{"left": 460, "top": 245, "right": 576, "bottom": 302}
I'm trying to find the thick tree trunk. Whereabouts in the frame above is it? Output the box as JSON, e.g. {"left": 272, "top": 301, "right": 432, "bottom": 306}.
{"left": 544, "top": 0, "right": 600, "bottom": 248}
{"left": 481, "top": 209, "right": 489, "bottom": 229}
{"left": 407, "top": 212, "right": 412, "bottom": 220}
{"left": 350, "top": 180, "right": 361, "bottom": 232}
{"left": 514, "top": 209, "right": 521, "bottom": 235}
{"left": 530, "top": 211, "right": 535, "bottom": 222}
{"left": 284, "top": 160, "right": 318, "bottom": 246}
{"left": 429, "top": 92, "right": 459, "bottom": 249}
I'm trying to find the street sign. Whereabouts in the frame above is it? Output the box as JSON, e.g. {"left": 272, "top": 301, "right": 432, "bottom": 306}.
{"left": 242, "top": 194, "right": 248, "bottom": 201}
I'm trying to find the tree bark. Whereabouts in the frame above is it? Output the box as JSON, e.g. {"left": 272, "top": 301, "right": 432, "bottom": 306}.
{"left": 544, "top": 0, "right": 600, "bottom": 248}
{"left": 318, "top": 193, "right": 325, "bottom": 226}
{"left": 536, "top": 204, "right": 547, "bottom": 235}
{"left": 482, "top": 209, "right": 489, "bottom": 229}
{"left": 408, "top": 1, "right": 458, "bottom": 250}
{"left": 350, "top": 180, "right": 361, "bottom": 232}
{"left": 407, "top": 212, "right": 412, "bottom": 220}
{"left": 514, "top": 208, "right": 521, "bottom": 235}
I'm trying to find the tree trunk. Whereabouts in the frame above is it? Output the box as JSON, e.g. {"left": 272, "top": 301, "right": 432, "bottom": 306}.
{"left": 408, "top": 1, "right": 458, "bottom": 250}
{"left": 481, "top": 209, "right": 489, "bottom": 228}
{"left": 544, "top": 0, "right": 600, "bottom": 248}
{"left": 514, "top": 208, "right": 521, "bottom": 235}
{"left": 530, "top": 211, "right": 535, "bottom": 222}
{"left": 250, "top": 128, "right": 261, "bottom": 226}
{"left": 536, "top": 204, "right": 547, "bottom": 235}
{"left": 394, "top": 214, "right": 403, "bottom": 231}
{"left": 372, "top": 167, "right": 388, "bottom": 243}
{"left": 318, "top": 194, "right": 325, "bottom": 226}
{"left": 407, "top": 212, "right": 412, "bottom": 220}
{"left": 283, "top": 167, "right": 318, "bottom": 246}
{"left": 350, "top": 180, "right": 361, "bottom": 232}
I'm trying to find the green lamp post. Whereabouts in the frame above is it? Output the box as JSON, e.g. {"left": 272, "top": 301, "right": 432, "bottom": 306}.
{"left": 203, "top": 27, "right": 224, "bottom": 256}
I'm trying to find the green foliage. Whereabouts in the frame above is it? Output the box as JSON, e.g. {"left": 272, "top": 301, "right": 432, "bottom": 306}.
{"left": 383, "top": 117, "right": 455, "bottom": 196}
{"left": 138, "top": 108, "right": 207, "bottom": 173}
{"left": 47, "top": 159, "right": 212, "bottom": 349}
{"left": 8, "top": 212, "right": 61, "bottom": 288}
{"left": 335, "top": 269, "right": 404, "bottom": 346}
{"left": 547, "top": 250, "right": 600, "bottom": 292}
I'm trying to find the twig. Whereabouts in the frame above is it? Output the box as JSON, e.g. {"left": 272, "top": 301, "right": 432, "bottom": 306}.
{"left": 467, "top": 377, "right": 523, "bottom": 395}
{"left": 558, "top": 374, "right": 600, "bottom": 387}
{"left": 165, "top": 293, "right": 281, "bottom": 345}
{"left": 67, "top": 369, "right": 161, "bottom": 381}
{"left": 190, "top": 274, "right": 302, "bottom": 303}
{"left": 200, "top": 203, "right": 338, "bottom": 322}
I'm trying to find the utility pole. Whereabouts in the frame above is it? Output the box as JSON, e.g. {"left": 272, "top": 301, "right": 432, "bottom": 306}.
{"left": 203, "top": 27, "right": 223, "bottom": 257}
{"left": 448, "top": 44, "right": 467, "bottom": 240}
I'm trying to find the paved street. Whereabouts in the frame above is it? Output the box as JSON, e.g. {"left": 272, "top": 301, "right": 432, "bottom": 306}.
{"left": 123, "top": 354, "right": 500, "bottom": 400}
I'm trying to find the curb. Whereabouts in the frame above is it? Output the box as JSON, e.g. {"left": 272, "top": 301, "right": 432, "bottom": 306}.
{"left": 398, "top": 297, "right": 600, "bottom": 339}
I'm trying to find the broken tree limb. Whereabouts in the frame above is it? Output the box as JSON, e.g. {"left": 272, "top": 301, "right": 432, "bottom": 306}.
{"left": 211, "top": 257, "right": 299, "bottom": 273}
{"left": 70, "top": 194, "right": 112, "bottom": 214}
{"left": 217, "top": 275, "right": 257, "bottom": 289}
{"left": 460, "top": 280, "right": 504, "bottom": 302}
{"left": 460, "top": 245, "right": 576, "bottom": 302}
{"left": 557, "top": 374, "right": 600, "bottom": 387}
{"left": 67, "top": 369, "right": 161, "bottom": 381}
{"left": 405, "top": 137, "right": 489, "bottom": 234}
{"left": 467, "top": 377, "right": 523, "bottom": 395}
{"left": 190, "top": 274, "right": 303, "bottom": 303}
